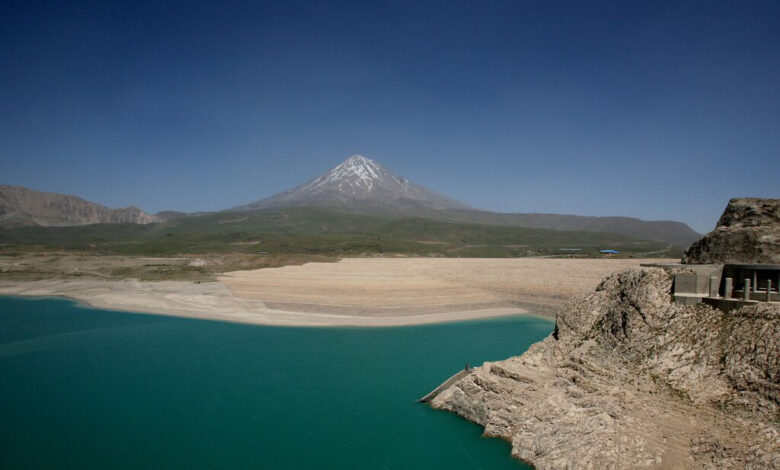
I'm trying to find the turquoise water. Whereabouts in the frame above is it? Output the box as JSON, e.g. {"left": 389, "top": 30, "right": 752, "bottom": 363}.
{"left": 0, "top": 296, "right": 553, "bottom": 469}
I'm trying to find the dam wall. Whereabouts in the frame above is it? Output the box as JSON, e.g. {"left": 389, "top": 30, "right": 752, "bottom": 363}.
{"left": 419, "top": 368, "right": 472, "bottom": 403}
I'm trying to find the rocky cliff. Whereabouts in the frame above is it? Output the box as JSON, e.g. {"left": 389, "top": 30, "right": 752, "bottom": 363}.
{"left": 683, "top": 197, "right": 780, "bottom": 264}
{"left": 430, "top": 268, "right": 779, "bottom": 469}
{"left": 0, "top": 185, "right": 160, "bottom": 228}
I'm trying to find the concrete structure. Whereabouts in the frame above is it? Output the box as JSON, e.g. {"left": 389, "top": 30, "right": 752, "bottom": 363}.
{"left": 642, "top": 263, "right": 779, "bottom": 309}
{"left": 720, "top": 264, "right": 780, "bottom": 300}
{"left": 419, "top": 367, "right": 473, "bottom": 403}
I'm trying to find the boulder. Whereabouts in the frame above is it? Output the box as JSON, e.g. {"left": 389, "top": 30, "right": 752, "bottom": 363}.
{"left": 683, "top": 198, "right": 780, "bottom": 264}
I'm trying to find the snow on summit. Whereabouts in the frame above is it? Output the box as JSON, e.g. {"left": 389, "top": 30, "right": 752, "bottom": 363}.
{"left": 312, "top": 155, "right": 388, "bottom": 192}
{"left": 236, "top": 155, "right": 472, "bottom": 212}
{"left": 332, "top": 155, "right": 380, "bottom": 181}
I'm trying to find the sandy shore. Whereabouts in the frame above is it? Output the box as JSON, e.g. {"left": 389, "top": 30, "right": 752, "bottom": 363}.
{"left": 220, "top": 257, "right": 668, "bottom": 316}
{"left": 0, "top": 257, "right": 667, "bottom": 327}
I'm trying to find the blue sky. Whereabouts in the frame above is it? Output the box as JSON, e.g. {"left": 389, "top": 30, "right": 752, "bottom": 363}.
{"left": 1, "top": 0, "right": 778, "bottom": 233}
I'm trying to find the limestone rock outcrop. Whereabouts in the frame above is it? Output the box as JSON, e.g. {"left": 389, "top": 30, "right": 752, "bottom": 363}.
{"left": 430, "top": 268, "right": 779, "bottom": 469}
{"left": 683, "top": 198, "right": 780, "bottom": 264}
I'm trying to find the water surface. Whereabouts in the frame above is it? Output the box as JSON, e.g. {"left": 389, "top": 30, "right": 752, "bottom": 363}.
{"left": 0, "top": 296, "right": 553, "bottom": 469}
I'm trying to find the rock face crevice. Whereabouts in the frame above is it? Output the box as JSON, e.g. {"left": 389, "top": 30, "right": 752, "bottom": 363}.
{"left": 430, "top": 268, "right": 779, "bottom": 469}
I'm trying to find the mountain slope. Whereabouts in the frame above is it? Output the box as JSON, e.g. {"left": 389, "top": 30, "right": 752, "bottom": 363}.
{"left": 235, "top": 155, "right": 699, "bottom": 246}
{"left": 431, "top": 210, "right": 701, "bottom": 247}
{"left": 235, "top": 155, "right": 473, "bottom": 212}
{"left": 0, "top": 185, "right": 160, "bottom": 229}
{"left": 0, "top": 206, "right": 677, "bottom": 258}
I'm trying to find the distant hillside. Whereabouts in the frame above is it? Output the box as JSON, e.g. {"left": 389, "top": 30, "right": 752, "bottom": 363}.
{"left": 235, "top": 155, "right": 699, "bottom": 247}
{"left": 0, "top": 206, "right": 680, "bottom": 258}
{"left": 0, "top": 185, "right": 159, "bottom": 228}
{"left": 431, "top": 210, "right": 701, "bottom": 247}
{"left": 0, "top": 155, "right": 700, "bottom": 248}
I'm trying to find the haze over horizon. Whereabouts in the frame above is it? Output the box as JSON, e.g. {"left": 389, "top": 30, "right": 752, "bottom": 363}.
{"left": 2, "top": 1, "right": 778, "bottom": 233}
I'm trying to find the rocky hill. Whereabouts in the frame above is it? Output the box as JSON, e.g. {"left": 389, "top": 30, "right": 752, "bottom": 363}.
{"left": 429, "top": 198, "right": 779, "bottom": 469}
{"left": 683, "top": 197, "right": 779, "bottom": 264}
{"left": 0, "top": 185, "right": 160, "bottom": 228}
{"left": 430, "top": 268, "right": 779, "bottom": 469}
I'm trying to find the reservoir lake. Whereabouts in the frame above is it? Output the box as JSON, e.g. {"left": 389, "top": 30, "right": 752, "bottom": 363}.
{"left": 0, "top": 296, "right": 553, "bottom": 469}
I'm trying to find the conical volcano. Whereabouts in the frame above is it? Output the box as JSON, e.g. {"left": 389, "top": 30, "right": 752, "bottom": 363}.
{"left": 237, "top": 155, "right": 473, "bottom": 212}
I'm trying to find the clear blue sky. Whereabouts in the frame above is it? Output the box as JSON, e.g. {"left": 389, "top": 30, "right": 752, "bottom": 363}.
{"left": 2, "top": 0, "right": 778, "bottom": 233}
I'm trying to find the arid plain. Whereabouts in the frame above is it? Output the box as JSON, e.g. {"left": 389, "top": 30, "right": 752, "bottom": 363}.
{"left": 1, "top": 255, "right": 667, "bottom": 326}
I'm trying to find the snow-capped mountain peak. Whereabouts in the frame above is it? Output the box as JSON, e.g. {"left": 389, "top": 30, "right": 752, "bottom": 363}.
{"left": 308, "top": 155, "right": 410, "bottom": 193}
{"left": 236, "top": 155, "right": 473, "bottom": 212}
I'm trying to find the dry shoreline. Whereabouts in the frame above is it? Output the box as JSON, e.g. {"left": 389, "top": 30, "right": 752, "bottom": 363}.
{"left": 0, "top": 257, "right": 669, "bottom": 327}
{"left": 0, "top": 279, "right": 535, "bottom": 327}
